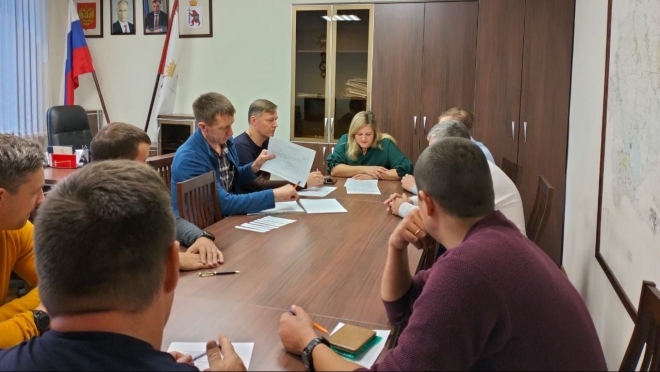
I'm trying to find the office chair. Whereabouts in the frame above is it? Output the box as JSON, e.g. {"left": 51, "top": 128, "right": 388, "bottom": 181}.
{"left": 46, "top": 105, "right": 94, "bottom": 149}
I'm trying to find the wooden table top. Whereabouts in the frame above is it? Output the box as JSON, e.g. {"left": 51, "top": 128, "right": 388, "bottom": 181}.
{"left": 164, "top": 178, "right": 419, "bottom": 370}
{"left": 43, "top": 167, "right": 77, "bottom": 185}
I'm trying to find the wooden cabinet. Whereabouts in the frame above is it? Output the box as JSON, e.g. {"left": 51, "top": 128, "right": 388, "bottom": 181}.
{"left": 372, "top": 1, "right": 478, "bottom": 162}
{"left": 474, "top": 0, "right": 575, "bottom": 265}
{"left": 290, "top": 5, "right": 373, "bottom": 144}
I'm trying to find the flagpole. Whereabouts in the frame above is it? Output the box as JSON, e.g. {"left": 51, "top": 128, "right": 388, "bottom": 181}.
{"left": 144, "top": 0, "right": 179, "bottom": 133}
{"left": 91, "top": 72, "right": 111, "bottom": 124}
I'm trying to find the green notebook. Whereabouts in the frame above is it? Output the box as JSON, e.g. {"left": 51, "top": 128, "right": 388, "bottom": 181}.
{"left": 330, "top": 336, "right": 382, "bottom": 360}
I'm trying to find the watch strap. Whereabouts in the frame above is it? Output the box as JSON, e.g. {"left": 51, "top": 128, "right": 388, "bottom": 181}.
{"left": 303, "top": 337, "right": 330, "bottom": 372}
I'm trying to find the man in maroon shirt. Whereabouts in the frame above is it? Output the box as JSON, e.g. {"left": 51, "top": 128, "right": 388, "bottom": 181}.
{"left": 278, "top": 137, "right": 607, "bottom": 371}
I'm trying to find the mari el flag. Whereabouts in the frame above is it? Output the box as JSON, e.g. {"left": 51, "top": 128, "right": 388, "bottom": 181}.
{"left": 64, "top": 0, "right": 95, "bottom": 105}
{"left": 148, "top": 0, "right": 181, "bottom": 140}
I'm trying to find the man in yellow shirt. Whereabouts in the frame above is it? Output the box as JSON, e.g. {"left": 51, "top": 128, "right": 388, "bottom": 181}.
{"left": 0, "top": 134, "right": 49, "bottom": 347}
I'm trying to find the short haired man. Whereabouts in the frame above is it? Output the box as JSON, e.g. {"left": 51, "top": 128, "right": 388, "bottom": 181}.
{"left": 400, "top": 107, "right": 495, "bottom": 194}
{"left": 278, "top": 138, "right": 607, "bottom": 371}
{"left": 0, "top": 134, "right": 49, "bottom": 348}
{"left": 386, "top": 120, "right": 526, "bottom": 234}
{"left": 111, "top": 0, "right": 135, "bottom": 34}
{"left": 91, "top": 122, "right": 223, "bottom": 271}
{"left": 0, "top": 161, "right": 245, "bottom": 370}
{"left": 234, "top": 99, "right": 323, "bottom": 192}
{"left": 144, "top": 0, "right": 168, "bottom": 34}
{"left": 171, "top": 92, "right": 298, "bottom": 216}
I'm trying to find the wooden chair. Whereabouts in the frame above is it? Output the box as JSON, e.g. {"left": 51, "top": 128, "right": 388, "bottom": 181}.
{"left": 526, "top": 175, "right": 554, "bottom": 244}
{"left": 501, "top": 157, "right": 522, "bottom": 186}
{"left": 147, "top": 153, "right": 175, "bottom": 191}
{"left": 176, "top": 171, "right": 222, "bottom": 229}
{"left": 621, "top": 281, "right": 660, "bottom": 371}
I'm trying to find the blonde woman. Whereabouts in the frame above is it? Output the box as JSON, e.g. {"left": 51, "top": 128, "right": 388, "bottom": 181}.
{"left": 327, "top": 111, "right": 413, "bottom": 180}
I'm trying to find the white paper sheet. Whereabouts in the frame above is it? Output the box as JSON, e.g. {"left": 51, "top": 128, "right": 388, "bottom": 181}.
{"left": 299, "top": 199, "right": 347, "bottom": 214}
{"left": 330, "top": 323, "right": 390, "bottom": 368}
{"left": 297, "top": 186, "right": 337, "bottom": 198}
{"left": 235, "top": 225, "right": 267, "bottom": 233}
{"left": 260, "top": 138, "right": 316, "bottom": 187}
{"left": 167, "top": 342, "right": 254, "bottom": 370}
{"left": 235, "top": 217, "right": 297, "bottom": 233}
{"left": 249, "top": 201, "right": 305, "bottom": 215}
{"left": 344, "top": 179, "right": 381, "bottom": 195}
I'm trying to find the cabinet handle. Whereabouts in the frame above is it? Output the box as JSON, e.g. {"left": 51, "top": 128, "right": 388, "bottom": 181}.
{"left": 331, "top": 146, "right": 335, "bottom": 154}
{"left": 322, "top": 146, "right": 326, "bottom": 157}
{"left": 511, "top": 121, "right": 515, "bottom": 141}
{"left": 324, "top": 117, "right": 328, "bottom": 134}
{"left": 330, "top": 118, "right": 334, "bottom": 135}
{"left": 423, "top": 116, "right": 427, "bottom": 133}
{"left": 523, "top": 122, "right": 527, "bottom": 143}
{"left": 413, "top": 116, "right": 417, "bottom": 134}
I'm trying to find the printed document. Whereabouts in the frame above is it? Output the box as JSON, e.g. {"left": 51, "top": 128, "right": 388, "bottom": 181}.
{"left": 261, "top": 138, "right": 315, "bottom": 186}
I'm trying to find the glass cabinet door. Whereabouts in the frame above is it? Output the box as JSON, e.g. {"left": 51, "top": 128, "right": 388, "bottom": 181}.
{"left": 330, "top": 6, "right": 373, "bottom": 142}
{"left": 291, "top": 7, "right": 332, "bottom": 142}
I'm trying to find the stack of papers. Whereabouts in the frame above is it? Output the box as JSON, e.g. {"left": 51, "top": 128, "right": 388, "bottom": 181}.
{"left": 344, "top": 179, "right": 381, "bottom": 195}
{"left": 235, "top": 216, "right": 296, "bottom": 233}
{"left": 249, "top": 201, "right": 305, "bottom": 215}
{"left": 330, "top": 323, "right": 390, "bottom": 368}
{"left": 167, "top": 342, "right": 254, "bottom": 370}
{"left": 343, "top": 78, "right": 367, "bottom": 98}
{"left": 299, "top": 198, "right": 347, "bottom": 214}
{"left": 298, "top": 186, "right": 337, "bottom": 197}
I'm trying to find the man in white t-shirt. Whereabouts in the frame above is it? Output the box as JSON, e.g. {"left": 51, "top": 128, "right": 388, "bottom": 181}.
{"left": 386, "top": 120, "right": 526, "bottom": 235}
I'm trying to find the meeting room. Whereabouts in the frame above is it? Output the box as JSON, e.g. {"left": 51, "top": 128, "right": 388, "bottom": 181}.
{"left": 0, "top": 0, "right": 658, "bottom": 370}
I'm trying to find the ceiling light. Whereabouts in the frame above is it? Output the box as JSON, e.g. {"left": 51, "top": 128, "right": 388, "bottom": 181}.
{"left": 332, "top": 15, "right": 341, "bottom": 21}
{"left": 321, "top": 15, "right": 332, "bottom": 21}
{"left": 349, "top": 15, "right": 361, "bottom": 21}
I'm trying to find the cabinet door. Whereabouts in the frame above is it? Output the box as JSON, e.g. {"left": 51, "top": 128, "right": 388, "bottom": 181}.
{"left": 473, "top": 0, "right": 525, "bottom": 166}
{"left": 293, "top": 142, "right": 331, "bottom": 175}
{"left": 518, "top": 0, "right": 575, "bottom": 265}
{"left": 419, "top": 1, "right": 478, "bottom": 160}
{"left": 371, "top": 3, "right": 424, "bottom": 161}
{"left": 291, "top": 7, "right": 333, "bottom": 142}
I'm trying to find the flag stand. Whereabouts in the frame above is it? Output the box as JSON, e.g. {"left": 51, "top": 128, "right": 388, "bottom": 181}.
{"left": 91, "top": 71, "right": 111, "bottom": 124}
{"left": 144, "top": 0, "right": 179, "bottom": 134}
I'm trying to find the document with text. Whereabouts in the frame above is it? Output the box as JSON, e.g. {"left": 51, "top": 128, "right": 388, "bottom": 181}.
{"left": 261, "top": 138, "right": 316, "bottom": 187}
{"left": 167, "top": 342, "right": 254, "bottom": 370}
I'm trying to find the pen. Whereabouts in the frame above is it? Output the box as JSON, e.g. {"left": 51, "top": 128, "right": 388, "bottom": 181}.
{"left": 191, "top": 340, "right": 231, "bottom": 362}
{"left": 199, "top": 270, "right": 240, "bottom": 277}
{"left": 289, "top": 309, "right": 329, "bottom": 334}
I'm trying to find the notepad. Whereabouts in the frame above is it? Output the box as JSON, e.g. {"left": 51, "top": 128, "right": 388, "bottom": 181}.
{"left": 167, "top": 342, "right": 254, "bottom": 370}
{"left": 330, "top": 323, "right": 390, "bottom": 368}
{"left": 299, "top": 198, "right": 347, "bottom": 214}
{"left": 298, "top": 186, "right": 337, "bottom": 197}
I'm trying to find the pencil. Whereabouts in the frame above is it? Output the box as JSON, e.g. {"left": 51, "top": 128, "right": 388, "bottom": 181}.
{"left": 289, "top": 309, "right": 329, "bottom": 334}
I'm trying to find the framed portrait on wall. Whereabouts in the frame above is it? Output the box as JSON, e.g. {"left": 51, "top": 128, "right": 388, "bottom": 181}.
{"left": 75, "top": 0, "right": 103, "bottom": 38}
{"left": 179, "top": 0, "right": 213, "bottom": 38}
{"left": 143, "top": 0, "right": 170, "bottom": 35}
{"left": 110, "top": 0, "right": 137, "bottom": 35}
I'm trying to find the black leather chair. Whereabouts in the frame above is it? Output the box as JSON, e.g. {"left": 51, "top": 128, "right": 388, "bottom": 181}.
{"left": 46, "top": 105, "right": 93, "bottom": 149}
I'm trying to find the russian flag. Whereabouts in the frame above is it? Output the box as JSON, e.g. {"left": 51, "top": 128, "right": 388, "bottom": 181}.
{"left": 64, "top": 0, "right": 95, "bottom": 105}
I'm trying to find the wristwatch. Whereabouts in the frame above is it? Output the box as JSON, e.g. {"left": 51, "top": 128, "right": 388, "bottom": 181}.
{"left": 198, "top": 231, "right": 215, "bottom": 242}
{"left": 302, "top": 337, "right": 330, "bottom": 372}
{"left": 31, "top": 310, "right": 50, "bottom": 335}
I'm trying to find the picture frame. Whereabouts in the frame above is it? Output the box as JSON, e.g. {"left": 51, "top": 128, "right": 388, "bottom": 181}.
{"left": 143, "top": 0, "right": 170, "bottom": 35}
{"left": 75, "top": 0, "right": 103, "bottom": 38}
{"left": 178, "top": 0, "right": 213, "bottom": 38}
{"left": 110, "top": 0, "right": 137, "bottom": 35}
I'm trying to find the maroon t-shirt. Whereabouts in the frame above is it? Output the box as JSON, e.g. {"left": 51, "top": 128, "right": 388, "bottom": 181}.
{"left": 370, "top": 211, "right": 607, "bottom": 371}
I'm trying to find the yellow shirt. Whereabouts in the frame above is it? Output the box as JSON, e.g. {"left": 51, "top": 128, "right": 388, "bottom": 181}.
{"left": 0, "top": 221, "right": 40, "bottom": 348}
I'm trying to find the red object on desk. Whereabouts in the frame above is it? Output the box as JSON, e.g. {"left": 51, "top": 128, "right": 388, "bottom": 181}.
{"left": 51, "top": 154, "right": 77, "bottom": 169}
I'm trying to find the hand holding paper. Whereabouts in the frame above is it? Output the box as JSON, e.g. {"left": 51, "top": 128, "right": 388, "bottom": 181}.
{"left": 252, "top": 149, "right": 276, "bottom": 174}
{"left": 260, "top": 138, "right": 316, "bottom": 186}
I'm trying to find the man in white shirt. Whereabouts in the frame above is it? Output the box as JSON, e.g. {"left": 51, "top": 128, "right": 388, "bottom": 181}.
{"left": 386, "top": 120, "right": 526, "bottom": 235}
{"left": 111, "top": 0, "right": 135, "bottom": 34}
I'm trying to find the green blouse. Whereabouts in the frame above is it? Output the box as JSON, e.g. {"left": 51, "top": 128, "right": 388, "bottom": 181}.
{"left": 327, "top": 134, "right": 413, "bottom": 177}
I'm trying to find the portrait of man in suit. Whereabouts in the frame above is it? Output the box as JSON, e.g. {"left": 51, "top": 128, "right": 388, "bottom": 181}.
{"left": 111, "top": 0, "right": 136, "bottom": 35}
{"left": 144, "top": 0, "right": 169, "bottom": 34}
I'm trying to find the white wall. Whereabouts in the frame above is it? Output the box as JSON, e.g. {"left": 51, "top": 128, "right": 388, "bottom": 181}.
{"left": 47, "top": 0, "right": 423, "bottom": 139}
{"left": 563, "top": 0, "right": 633, "bottom": 369}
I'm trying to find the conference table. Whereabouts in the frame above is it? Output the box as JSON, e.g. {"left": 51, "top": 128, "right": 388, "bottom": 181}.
{"left": 42, "top": 166, "right": 423, "bottom": 370}
{"left": 162, "top": 178, "right": 422, "bottom": 371}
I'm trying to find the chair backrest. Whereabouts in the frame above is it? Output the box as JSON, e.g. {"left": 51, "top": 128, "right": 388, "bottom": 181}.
{"left": 176, "top": 171, "right": 222, "bottom": 229}
{"left": 621, "top": 281, "right": 660, "bottom": 371}
{"left": 501, "top": 157, "right": 522, "bottom": 186}
{"left": 46, "top": 105, "right": 94, "bottom": 149}
{"left": 147, "top": 153, "right": 175, "bottom": 191}
{"left": 525, "top": 175, "right": 554, "bottom": 243}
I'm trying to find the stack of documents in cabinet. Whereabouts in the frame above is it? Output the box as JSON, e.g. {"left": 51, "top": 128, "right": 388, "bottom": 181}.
{"left": 343, "top": 78, "right": 367, "bottom": 98}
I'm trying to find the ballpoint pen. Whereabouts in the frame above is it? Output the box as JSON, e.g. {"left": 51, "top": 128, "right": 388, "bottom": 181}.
{"left": 198, "top": 270, "right": 240, "bottom": 277}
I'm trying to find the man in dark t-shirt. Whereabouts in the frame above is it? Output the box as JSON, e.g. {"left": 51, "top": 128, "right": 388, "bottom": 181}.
{"left": 0, "top": 161, "right": 245, "bottom": 371}
{"left": 234, "top": 99, "right": 323, "bottom": 192}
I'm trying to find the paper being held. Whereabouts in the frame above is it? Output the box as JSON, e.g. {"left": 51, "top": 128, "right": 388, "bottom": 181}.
{"left": 167, "top": 342, "right": 254, "bottom": 370}
{"left": 261, "top": 138, "right": 315, "bottom": 186}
